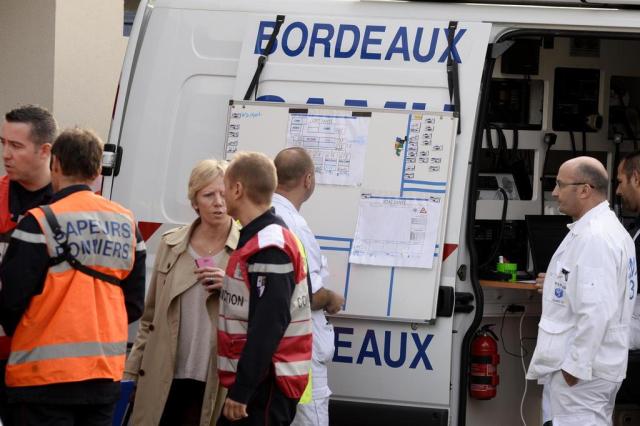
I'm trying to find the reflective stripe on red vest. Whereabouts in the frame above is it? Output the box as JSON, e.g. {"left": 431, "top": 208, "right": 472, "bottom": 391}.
{"left": 217, "top": 223, "right": 312, "bottom": 399}
{"left": 6, "top": 190, "right": 136, "bottom": 387}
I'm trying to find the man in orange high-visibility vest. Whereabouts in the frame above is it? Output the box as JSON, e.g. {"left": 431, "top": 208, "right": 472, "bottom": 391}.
{"left": 0, "top": 128, "right": 146, "bottom": 426}
{"left": 217, "top": 151, "right": 312, "bottom": 426}
{"left": 0, "top": 105, "right": 57, "bottom": 425}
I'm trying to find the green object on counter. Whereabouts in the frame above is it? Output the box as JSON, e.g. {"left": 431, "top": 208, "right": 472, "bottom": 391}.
{"left": 497, "top": 262, "right": 518, "bottom": 282}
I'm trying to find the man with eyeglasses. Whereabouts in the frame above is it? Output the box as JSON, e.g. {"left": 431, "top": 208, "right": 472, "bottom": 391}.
{"left": 527, "top": 156, "right": 636, "bottom": 426}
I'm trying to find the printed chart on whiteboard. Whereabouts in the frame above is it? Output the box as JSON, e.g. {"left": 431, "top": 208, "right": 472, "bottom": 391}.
{"left": 286, "top": 112, "right": 370, "bottom": 186}
{"left": 350, "top": 196, "right": 442, "bottom": 269}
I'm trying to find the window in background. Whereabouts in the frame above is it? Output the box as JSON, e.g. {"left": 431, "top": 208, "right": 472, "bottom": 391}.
{"left": 124, "top": 0, "right": 141, "bottom": 36}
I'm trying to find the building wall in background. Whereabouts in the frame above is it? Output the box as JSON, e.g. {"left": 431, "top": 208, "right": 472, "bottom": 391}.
{"left": 0, "top": 1, "right": 56, "bottom": 115}
{"left": 0, "top": 0, "right": 127, "bottom": 174}
{"left": 53, "top": 0, "right": 127, "bottom": 141}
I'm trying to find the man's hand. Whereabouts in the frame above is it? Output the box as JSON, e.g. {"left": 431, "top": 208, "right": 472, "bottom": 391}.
{"left": 561, "top": 369, "right": 578, "bottom": 387}
{"left": 325, "top": 290, "right": 345, "bottom": 315}
{"left": 535, "top": 272, "right": 546, "bottom": 294}
{"left": 223, "top": 397, "right": 248, "bottom": 421}
{"left": 310, "top": 287, "right": 344, "bottom": 313}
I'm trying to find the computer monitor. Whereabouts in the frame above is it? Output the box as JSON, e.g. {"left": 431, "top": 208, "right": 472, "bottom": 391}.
{"left": 525, "top": 214, "right": 572, "bottom": 275}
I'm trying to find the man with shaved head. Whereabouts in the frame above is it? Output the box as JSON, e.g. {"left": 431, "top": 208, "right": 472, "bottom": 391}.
{"left": 527, "top": 157, "right": 636, "bottom": 425}
{"left": 272, "top": 147, "right": 344, "bottom": 426}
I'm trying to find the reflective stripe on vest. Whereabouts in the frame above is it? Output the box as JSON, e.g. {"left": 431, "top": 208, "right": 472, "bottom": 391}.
{"left": 9, "top": 341, "right": 127, "bottom": 365}
{"left": 6, "top": 191, "right": 136, "bottom": 387}
{"left": 218, "top": 223, "right": 312, "bottom": 399}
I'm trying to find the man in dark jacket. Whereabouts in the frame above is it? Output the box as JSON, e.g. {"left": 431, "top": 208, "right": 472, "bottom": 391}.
{"left": 0, "top": 105, "right": 57, "bottom": 424}
{"left": 217, "top": 151, "right": 312, "bottom": 426}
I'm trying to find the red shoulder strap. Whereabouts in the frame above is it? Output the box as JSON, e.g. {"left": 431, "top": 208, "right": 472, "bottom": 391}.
{"left": 0, "top": 176, "right": 16, "bottom": 234}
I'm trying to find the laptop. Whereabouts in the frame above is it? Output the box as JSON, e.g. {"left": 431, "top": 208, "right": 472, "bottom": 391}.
{"left": 525, "top": 214, "right": 572, "bottom": 275}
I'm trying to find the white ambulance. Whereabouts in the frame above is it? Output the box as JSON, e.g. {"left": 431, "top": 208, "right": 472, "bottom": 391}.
{"left": 105, "top": 0, "right": 640, "bottom": 424}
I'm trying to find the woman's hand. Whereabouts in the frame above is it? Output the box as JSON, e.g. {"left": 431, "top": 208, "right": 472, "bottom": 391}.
{"left": 195, "top": 266, "right": 225, "bottom": 293}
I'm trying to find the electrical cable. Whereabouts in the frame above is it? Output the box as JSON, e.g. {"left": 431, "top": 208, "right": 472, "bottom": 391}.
{"left": 499, "top": 306, "right": 528, "bottom": 358}
{"left": 540, "top": 142, "right": 553, "bottom": 215}
{"left": 581, "top": 131, "right": 587, "bottom": 154}
{"left": 519, "top": 307, "right": 528, "bottom": 426}
{"left": 479, "top": 187, "right": 508, "bottom": 270}
{"left": 569, "top": 131, "right": 576, "bottom": 156}
{"left": 495, "top": 127, "right": 508, "bottom": 170}
{"left": 486, "top": 126, "right": 495, "bottom": 157}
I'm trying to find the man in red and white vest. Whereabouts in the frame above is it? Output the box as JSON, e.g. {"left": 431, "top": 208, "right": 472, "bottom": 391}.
{"left": 218, "top": 151, "right": 312, "bottom": 426}
{"left": 0, "top": 105, "right": 57, "bottom": 424}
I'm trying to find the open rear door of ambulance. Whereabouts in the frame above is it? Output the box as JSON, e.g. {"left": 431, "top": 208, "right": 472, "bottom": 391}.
{"left": 102, "top": 2, "right": 492, "bottom": 424}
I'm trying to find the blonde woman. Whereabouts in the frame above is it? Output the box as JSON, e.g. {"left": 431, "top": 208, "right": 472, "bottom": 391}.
{"left": 125, "top": 159, "right": 239, "bottom": 426}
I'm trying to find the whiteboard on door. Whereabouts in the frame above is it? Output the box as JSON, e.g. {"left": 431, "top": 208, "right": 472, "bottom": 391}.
{"left": 225, "top": 100, "right": 457, "bottom": 322}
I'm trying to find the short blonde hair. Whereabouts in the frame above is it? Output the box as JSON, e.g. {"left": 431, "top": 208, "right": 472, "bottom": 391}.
{"left": 226, "top": 151, "right": 277, "bottom": 206}
{"left": 188, "top": 159, "right": 227, "bottom": 203}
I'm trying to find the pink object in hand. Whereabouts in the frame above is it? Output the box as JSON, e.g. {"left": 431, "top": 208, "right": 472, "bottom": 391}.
{"left": 195, "top": 256, "right": 216, "bottom": 268}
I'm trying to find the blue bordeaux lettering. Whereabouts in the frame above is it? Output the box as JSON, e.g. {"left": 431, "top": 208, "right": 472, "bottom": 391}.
{"left": 54, "top": 219, "right": 132, "bottom": 260}
{"left": 255, "top": 21, "right": 466, "bottom": 63}
{"left": 333, "top": 327, "right": 434, "bottom": 370}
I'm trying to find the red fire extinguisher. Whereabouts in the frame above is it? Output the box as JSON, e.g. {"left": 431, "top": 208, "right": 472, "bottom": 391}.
{"left": 469, "top": 324, "right": 500, "bottom": 400}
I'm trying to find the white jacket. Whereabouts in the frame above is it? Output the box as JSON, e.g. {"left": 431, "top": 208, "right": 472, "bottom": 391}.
{"left": 527, "top": 201, "right": 637, "bottom": 383}
{"left": 272, "top": 194, "right": 335, "bottom": 400}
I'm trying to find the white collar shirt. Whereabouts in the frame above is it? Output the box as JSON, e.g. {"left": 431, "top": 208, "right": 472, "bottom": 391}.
{"left": 272, "top": 193, "right": 335, "bottom": 400}
{"left": 272, "top": 193, "right": 328, "bottom": 293}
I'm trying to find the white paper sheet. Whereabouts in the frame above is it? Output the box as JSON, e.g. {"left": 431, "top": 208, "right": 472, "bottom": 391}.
{"left": 349, "top": 196, "right": 441, "bottom": 269}
{"left": 286, "top": 113, "right": 369, "bottom": 186}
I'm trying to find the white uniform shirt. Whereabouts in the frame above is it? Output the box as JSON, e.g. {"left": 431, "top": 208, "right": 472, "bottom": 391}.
{"left": 272, "top": 193, "right": 335, "bottom": 400}
{"left": 527, "top": 201, "right": 636, "bottom": 383}
{"left": 629, "top": 228, "right": 640, "bottom": 350}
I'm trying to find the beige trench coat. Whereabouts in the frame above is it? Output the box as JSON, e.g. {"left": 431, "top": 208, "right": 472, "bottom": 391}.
{"left": 124, "top": 219, "right": 240, "bottom": 426}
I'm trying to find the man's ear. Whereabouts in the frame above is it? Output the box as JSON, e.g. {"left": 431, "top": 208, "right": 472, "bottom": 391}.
{"left": 40, "top": 143, "right": 52, "bottom": 159}
{"left": 51, "top": 156, "right": 60, "bottom": 173}
{"left": 233, "top": 181, "right": 243, "bottom": 199}
{"left": 578, "top": 184, "right": 590, "bottom": 198}
{"left": 304, "top": 173, "right": 313, "bottom": 189}
{"left": 633, "top": 170, "right": 640, "bottom": 186}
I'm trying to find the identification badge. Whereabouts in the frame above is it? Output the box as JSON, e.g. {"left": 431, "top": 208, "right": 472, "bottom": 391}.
{"left": 257, "top": 276, "right": 266, "bottom": 298}
{"left": 552, "top": 263, "right": 569, "bottom": 305}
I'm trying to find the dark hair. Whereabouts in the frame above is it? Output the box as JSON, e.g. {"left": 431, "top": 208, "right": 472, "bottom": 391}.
{"left": 274, "top": 147, "right": 315, "bottom": 191}
{"left": 5, "top": 105, "right": 57, "bottom": 146}
{"left": 576, "top": 162, "right": 608, "bottom": 195}
{"left": 51, "top": 128, "right": 103, "bottom": 180}
{"left": 622, "top": 150, "right": 640, "bottom": 179}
